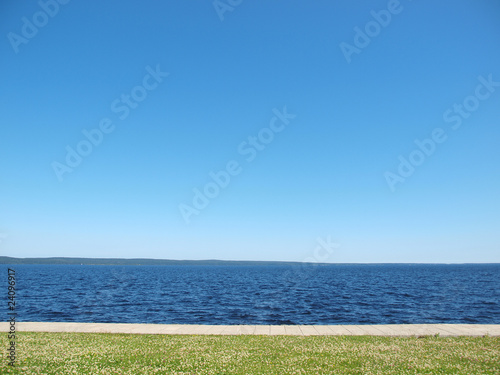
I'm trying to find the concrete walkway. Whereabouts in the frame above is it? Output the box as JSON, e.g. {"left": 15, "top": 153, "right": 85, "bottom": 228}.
{"left": 2, "top": 322, "right": 499, "bottom": 337}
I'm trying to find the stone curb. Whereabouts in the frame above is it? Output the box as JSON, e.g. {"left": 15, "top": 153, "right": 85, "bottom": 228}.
{"left": 2, "top": 322, "right": 499, "bottom": 337}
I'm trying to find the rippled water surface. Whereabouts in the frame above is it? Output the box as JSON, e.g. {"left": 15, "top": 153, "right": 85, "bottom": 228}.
{"left": 3, "top": 264, "right": 499, "bottom": 324}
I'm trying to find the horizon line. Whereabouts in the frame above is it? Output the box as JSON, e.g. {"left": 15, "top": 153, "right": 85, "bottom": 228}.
{"left": 0, "top": 256, "right": 498, "bottom": 265}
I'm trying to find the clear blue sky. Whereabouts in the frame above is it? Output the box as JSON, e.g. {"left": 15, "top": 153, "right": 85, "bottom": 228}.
{"left": 1, "top": 0, "right": 499, "bottom": 262}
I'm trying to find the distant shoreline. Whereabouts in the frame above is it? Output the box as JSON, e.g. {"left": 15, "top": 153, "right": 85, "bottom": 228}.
{"left": 0, "top": 256, "right": 498, "bottom": 266}
{"left": 0, "top": 256, "right": 324, "bottom": 266}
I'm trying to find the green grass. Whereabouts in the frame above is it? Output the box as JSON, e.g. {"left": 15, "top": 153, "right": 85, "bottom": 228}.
{"left": 2, "top": 332, "right": 499, "bottom": 374}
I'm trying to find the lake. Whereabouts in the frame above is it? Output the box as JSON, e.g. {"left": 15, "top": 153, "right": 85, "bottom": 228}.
{"left": 2, "top": 264, "right": 499, "bottom": 325}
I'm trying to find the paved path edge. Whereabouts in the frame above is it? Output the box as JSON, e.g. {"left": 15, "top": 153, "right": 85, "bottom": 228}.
{"left": 2, "top": 322, "right": 499, "bottom": 337}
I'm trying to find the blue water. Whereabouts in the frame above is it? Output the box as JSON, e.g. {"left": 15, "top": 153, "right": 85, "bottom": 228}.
{"left": 2, "top": 264, "right": 499, "bottom": 325}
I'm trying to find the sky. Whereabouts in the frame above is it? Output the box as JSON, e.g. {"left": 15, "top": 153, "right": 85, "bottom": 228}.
{"left": 0, "top": 0, "right": 499, "bottom": 263}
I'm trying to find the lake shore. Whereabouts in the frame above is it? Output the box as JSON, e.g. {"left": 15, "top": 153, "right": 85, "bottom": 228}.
{"left": 3, "top": 322, "right": 499, "bottom": 336}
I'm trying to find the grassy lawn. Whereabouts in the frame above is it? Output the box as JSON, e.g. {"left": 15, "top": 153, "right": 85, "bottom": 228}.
{"left": 1, "top": 332, "right": 499, "bottom": 374}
